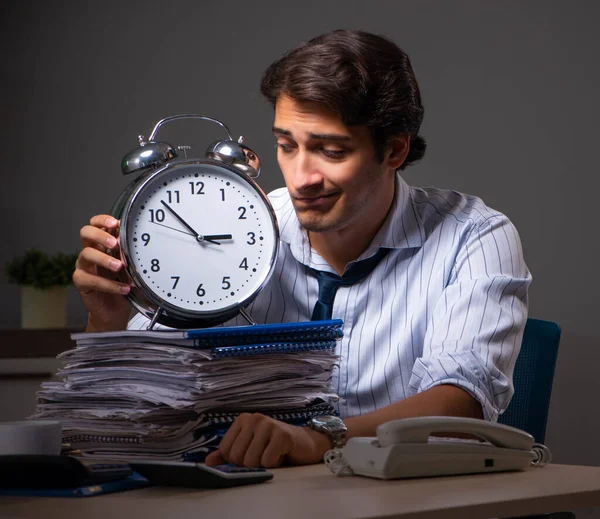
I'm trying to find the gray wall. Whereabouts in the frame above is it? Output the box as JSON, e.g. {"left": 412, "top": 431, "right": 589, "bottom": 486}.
{"left": 2, "top": 0, "right": 599, "bottom": 511}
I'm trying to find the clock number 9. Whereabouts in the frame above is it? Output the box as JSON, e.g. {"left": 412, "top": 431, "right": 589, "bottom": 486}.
{"left": 141, "top": 233, "right": 151, "bottom": 246}
{"left": 196, "top": 284, "right": 205, "bottom": 297}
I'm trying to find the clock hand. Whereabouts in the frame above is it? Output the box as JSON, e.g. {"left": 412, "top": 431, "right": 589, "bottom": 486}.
{"left": 149, "top": 221, "right": 196, "bottom": 237}
{"left": 158, "top": 202, "right": 230, "bottom": 246}
{"left": 149, "top": 220, "right": 225, "bottom": 245}
{"left": 200, "top": 234, "right": 232, "bottom": 245}
{"left": 202, "top": 234, "right": 233, "bottom": 241}
{"left": 160, "top": 200, "right": 202, "bottom": 240}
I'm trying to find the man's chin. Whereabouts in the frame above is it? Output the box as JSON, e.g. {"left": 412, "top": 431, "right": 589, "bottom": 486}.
{"left": 297, "top": 214, "right": 339, "bottom": 233}
{"left": 292, "top": 200, "right": 345, "bottom": 233}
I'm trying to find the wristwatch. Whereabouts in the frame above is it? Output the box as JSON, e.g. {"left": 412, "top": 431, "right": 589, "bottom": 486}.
{"left": 309, "top": 415, "right": 347, "bottom": 449}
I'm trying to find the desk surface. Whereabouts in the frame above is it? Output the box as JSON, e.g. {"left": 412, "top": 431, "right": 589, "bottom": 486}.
{"left": 1, "top": 463, "right": 599, "bottom": 519}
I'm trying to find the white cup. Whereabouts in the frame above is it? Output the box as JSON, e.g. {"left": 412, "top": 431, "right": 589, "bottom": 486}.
{"left": 0, "top": 421, "right": 62, "bottom": 456}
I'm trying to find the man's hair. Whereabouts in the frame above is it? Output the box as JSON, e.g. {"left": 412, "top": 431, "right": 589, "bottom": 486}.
{"left": 260, "top": 29, "right": 426, "bottom": 170}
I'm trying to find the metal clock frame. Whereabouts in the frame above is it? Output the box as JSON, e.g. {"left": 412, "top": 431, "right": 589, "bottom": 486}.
{"left": 117, "top": 157, "right": 280, "bottom": 330}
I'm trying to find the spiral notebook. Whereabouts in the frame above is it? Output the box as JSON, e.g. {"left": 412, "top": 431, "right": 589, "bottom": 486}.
{"left": 184, "top": 319, "right": 344, "bottom": 346}
{"left": 194, "top": 400, "right": 338, "bottom": 437}
{"left": 70, "top": 319, "right": 344, "bottom": 358}
{"left": 57, "top": 401, "right": 338, "bottom": 462}
{"left": 42, "top": 320, "right": 343, "bottom": 462}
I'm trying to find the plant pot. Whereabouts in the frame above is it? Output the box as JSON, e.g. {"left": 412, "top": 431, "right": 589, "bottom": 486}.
{"left": 21, "top": 286, "right": 68, "bottom": 329}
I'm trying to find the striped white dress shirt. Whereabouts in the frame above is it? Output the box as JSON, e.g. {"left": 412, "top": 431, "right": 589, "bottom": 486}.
{"left": 129, "top": 173, "right": 531, "bottom": 422}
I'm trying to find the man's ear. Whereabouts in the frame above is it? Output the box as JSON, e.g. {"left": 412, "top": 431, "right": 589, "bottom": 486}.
{"left": 384, "top": 134, "right": 410, "bottom": 170}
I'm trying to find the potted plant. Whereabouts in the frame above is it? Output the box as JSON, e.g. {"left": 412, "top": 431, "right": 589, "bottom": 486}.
{"left": 5, "top": 248, "right": 78, "bottom": 329}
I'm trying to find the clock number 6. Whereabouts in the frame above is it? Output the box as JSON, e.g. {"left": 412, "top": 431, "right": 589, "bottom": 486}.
{"left": 196, "top": 284, "right": 205, "bottom": 297}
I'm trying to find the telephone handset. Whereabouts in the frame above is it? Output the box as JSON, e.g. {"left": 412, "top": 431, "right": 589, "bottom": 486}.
{"left": 377, "top": 416, "right": 534, "bottom": 449}
{"left": 327, "top": 416, "right": 551, "bottom": 479}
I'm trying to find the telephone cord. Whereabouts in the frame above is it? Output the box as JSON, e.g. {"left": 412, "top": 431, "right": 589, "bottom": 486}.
{"left": 324, "top": 448, "right": 354, "bottom": 477}
{"left": 531, "top": 443, "right": 552, "bottom": 467}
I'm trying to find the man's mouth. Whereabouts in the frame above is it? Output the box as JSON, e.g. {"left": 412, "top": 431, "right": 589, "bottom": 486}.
{"left": 292, "top": 192, "right": 340, "bottom": 208}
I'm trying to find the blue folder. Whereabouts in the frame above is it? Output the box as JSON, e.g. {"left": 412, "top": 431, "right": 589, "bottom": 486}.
{"left": 0, "top": 473, "right": 151, "bottom": 497}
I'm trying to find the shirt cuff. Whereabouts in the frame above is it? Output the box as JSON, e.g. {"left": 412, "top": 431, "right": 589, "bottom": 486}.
{"left": 408, "top": 351, "right": 512, "bottom": 422}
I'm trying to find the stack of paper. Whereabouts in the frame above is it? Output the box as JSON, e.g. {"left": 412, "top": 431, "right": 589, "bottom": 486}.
{"left": 32, "top": 320, "right": 342, "bottom": 460}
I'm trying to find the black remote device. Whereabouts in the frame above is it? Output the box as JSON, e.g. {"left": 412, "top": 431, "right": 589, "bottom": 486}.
{"left": 130, "top": 461, "right": 273, "bottom": 488}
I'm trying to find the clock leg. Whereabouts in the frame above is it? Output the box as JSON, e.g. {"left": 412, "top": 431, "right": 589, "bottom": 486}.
{"left": 239, "top": 308, "right": 256, "bottom": 326}
{"left": 147, "top": 308, "right": 164, "bottom": 330}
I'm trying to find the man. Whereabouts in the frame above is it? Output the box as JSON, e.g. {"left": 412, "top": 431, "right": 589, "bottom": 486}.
{"left": 74, "top": 29, "right": 531, "bottom": 468}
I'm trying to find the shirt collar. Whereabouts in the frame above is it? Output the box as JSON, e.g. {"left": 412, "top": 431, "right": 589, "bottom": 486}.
{"left": 367, "top": 173, "right": 426, "bottom": 253}
{"left": 278, "top": 172, "right": 425, "bottom": 268}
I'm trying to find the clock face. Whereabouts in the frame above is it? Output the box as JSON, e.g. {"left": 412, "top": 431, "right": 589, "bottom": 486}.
{"left": 121, "top": 161, "right": 278, "bottom": 320}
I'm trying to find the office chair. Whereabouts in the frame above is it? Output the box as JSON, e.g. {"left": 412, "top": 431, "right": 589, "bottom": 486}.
{"left": 498, "top": 318, "right": 561, "bottom": 443}
{"left": 498, "top": 318, "right": 573, "bottom": 519}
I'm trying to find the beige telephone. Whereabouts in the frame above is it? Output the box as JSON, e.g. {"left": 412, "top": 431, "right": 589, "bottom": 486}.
{"left": 326, "top": 416, "right": 551, "bottom": 479}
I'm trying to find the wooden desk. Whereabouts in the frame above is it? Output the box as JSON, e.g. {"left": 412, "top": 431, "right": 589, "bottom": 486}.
{"left": 1, "top": 463, "right": 599, "bottom": 519}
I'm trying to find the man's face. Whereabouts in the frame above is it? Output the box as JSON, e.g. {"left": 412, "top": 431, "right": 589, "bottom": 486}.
{"left": 273, "top": 96, "right": 396, "bottom": 235}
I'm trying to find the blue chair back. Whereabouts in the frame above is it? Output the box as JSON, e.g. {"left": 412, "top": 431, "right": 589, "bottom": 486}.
{"left": 497, "top": 318, "right": 561, "bottom": 444}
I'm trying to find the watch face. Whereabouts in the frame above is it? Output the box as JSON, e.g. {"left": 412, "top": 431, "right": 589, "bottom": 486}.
{"left": 312, "top": 416, "right": 344, "bottom": 429}
{"left": 120, "top": 160, "right": 278, "bottom": 325}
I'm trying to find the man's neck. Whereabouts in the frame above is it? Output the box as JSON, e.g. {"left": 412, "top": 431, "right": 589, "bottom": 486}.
{"left": 308, "top": 200, "right": 394, "bottom": 275}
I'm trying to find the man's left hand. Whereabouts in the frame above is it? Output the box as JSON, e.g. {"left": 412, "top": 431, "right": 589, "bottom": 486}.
{"left": 204, "top": 413, "right": 332, "bottom": 468}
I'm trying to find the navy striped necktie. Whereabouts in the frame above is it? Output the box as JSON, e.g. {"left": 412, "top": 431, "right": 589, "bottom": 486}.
{"left": 309, "top": 248, "right": 390, "bottom": 321}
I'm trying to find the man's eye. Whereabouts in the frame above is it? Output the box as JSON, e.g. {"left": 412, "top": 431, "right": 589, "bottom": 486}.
{"left": 321, "top": 148, "right": 347, "bottom": 159}
{"left": 275, "top": 143, "right": 294, "bottom": 154}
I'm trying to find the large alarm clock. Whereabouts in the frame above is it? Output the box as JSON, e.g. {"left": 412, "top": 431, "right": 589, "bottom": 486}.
{"left": 111, "top": 114, "right": 279, "bottom": 330}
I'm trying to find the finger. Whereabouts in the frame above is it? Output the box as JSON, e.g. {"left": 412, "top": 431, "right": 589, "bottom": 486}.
{"left": 227, "top": 423, "right": 257, "bottom": 466}
{"left": 216, "top": 416, "right": 245, "bottom": 461}
{"left": 261, "top": 429, "right": 293, "bottom": 468}
{"left": 242, "top": 424, "right": 272, "bottom": 468}
{"left": 204, "top": 450, "right": 226, "bottom": 467}
{"left": 77, "top": 247, "right": 123, "bottom": 275}
{"left": 73, "top": 268, "right": 130, "bottom": 295}
{"left": 89, "top": 215, "right": 120, "bottom": 230}
{"left": 80, "top": 224, "right": 120, "bottom": 253}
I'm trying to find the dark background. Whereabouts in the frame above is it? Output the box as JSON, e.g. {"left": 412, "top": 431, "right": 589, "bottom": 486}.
{"left": 2, "top": 2, "right": 599, "bottom": 512}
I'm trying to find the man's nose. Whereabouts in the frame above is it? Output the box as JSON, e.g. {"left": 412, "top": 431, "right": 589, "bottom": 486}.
{"left": 292, "top": 151, "right": 323, "bottom": 192}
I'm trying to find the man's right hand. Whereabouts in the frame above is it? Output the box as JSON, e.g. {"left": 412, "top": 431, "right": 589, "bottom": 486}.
{"left": 73, "top": 215, "right": 133, "bottom": 332}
